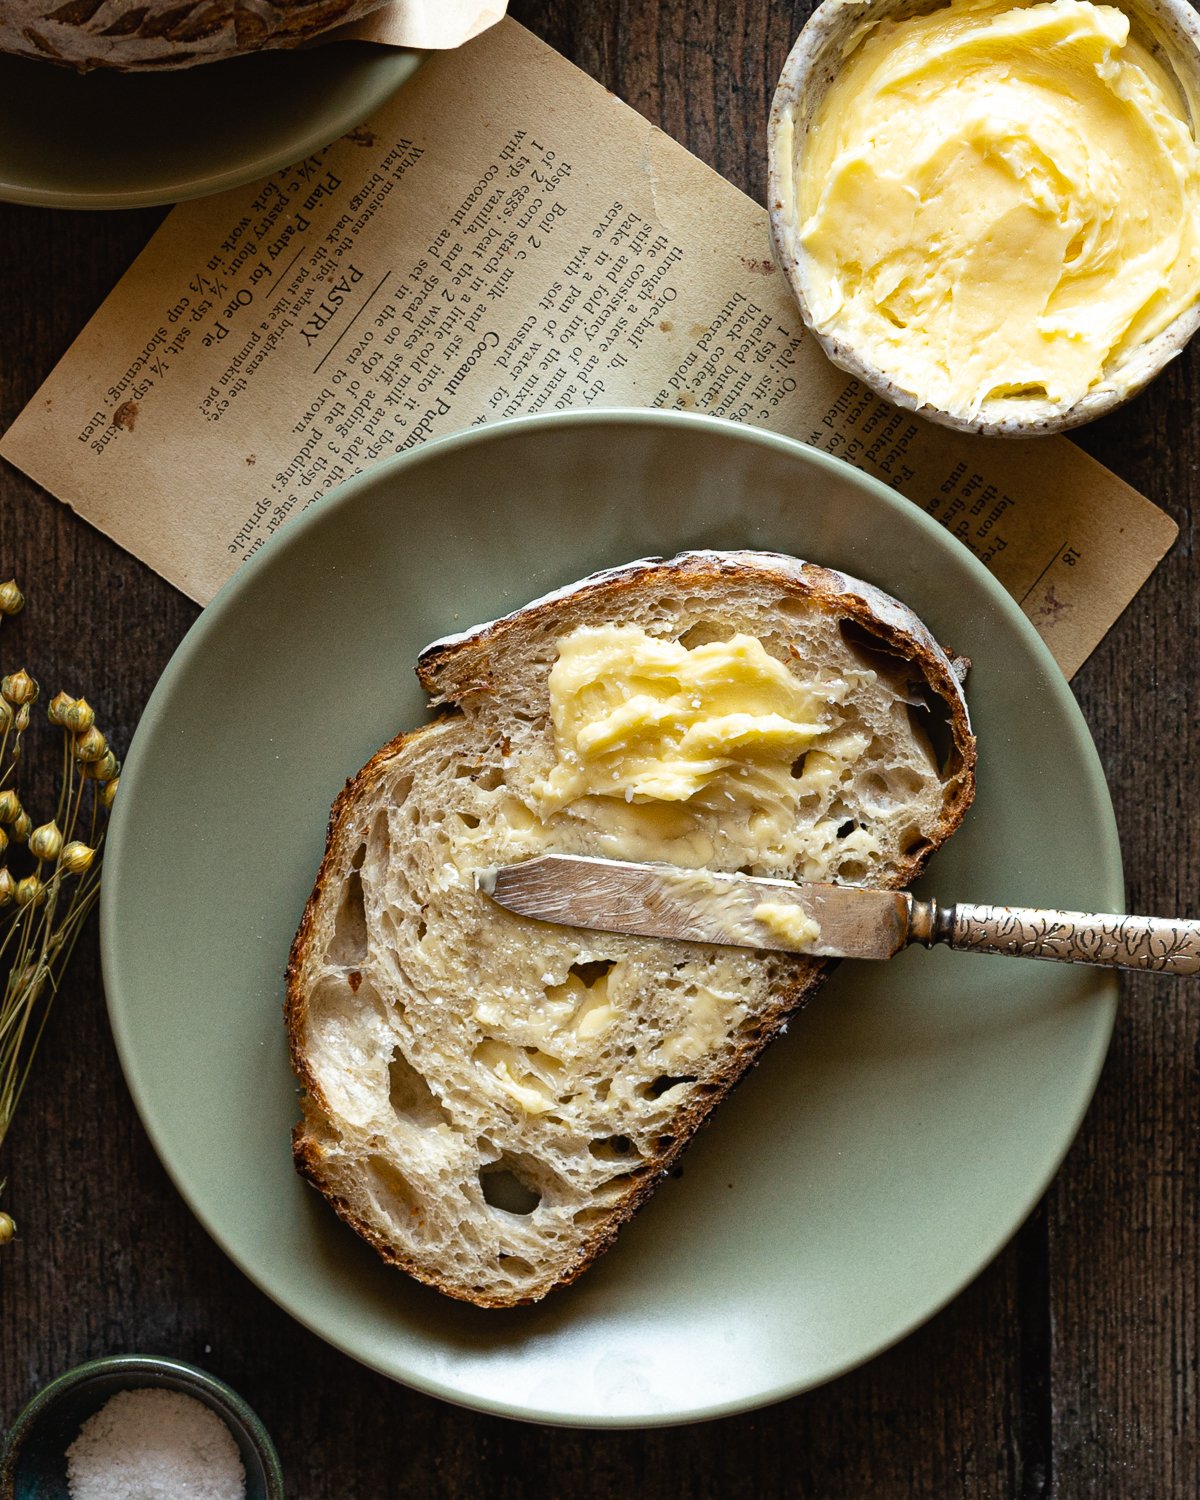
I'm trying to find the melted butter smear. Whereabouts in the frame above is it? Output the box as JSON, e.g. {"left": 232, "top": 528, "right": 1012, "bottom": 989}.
{"left": 796, "top": 0, "right": 1200, "bottom": 420}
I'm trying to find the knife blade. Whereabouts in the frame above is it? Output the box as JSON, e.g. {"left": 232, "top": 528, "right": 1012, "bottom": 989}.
{"left": 477, "top": 853, "right": 911, "bottom": 959}
{"left": 477, "top": 853, "right": 1200, "bottom": 976}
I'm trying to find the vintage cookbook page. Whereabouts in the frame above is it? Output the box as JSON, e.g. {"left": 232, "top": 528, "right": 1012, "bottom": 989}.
{"left": 0, "top": 20, "right": 1177, "bottom": 679}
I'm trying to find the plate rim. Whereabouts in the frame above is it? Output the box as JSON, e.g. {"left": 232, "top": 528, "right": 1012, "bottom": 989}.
{"left": 100, "top": 407, "right": 1122, "bottom": 1426}
{"left": 0, "top": 45, "right": 422, "bottom": 211}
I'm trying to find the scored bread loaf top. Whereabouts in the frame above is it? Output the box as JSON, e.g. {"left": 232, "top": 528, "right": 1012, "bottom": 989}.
{"left": 286, "top": 550, "right": 976, "bottom": 1307}
{"left": 0, "top": 0, "right": 388, "bottom": 70}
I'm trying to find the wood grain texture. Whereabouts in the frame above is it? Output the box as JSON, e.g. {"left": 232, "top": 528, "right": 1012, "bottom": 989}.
{"left": 0, "top": 0, "right": 1197, "bottom": 1494}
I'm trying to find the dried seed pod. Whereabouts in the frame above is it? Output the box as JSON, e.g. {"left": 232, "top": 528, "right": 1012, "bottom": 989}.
{"left": 14, "top": 704, "right": 30, "bottom": 733}
{"left": 59, "top": 841, "right": 96, "bottom": 875}
{"left": 47, "top": 691, "right": 75, "bottom": 727}
{"left": 29, "top": 821, "right": 63, "bottom": 863}
{"left": 0, "top": 790, "right": 20, "bottom": 824}
{"left": 11, "top": 812, "right": 31, "bottom": 844}
{"left": 1, "top": 670, "right": 37, "bottom": 707}
{"left": 0, "top": 580, "right": 23, "bottom": 616}
{"left": 14, "top": 874, "right": 42, "bottom": 907}
{"left": 64, "top": 698, "right": 95, "bottom": 734}
{"left": 85, "top": 750, "right": 119, "bottom": 783}
{"left": 0, "top": 1212, "right": 14, "bottom": 1245}
{"left": 101, "top": 777, "right": 119, "bottom": 811}
{"left": 0, "top": 868, "right": 14, "bottom": 905}
{"left": 74, "top": 726, "right": 107, "bottom": 763}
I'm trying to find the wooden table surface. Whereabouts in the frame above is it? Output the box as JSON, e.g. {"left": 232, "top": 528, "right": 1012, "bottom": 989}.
{"left": 1, "top": 2, "right": 1197, "bottom": 1495}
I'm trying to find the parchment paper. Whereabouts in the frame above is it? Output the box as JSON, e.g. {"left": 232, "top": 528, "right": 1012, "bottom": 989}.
{"left": 330, "top": 0, "right": 506, "bottom": 49}
{"left": 1, "top": 19, "right": 1176, "bottom": 678}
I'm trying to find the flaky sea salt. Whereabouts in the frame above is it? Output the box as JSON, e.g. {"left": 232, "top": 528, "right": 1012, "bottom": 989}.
{"left": 66, "top": 1387, "right": 246, "bottom": 1500}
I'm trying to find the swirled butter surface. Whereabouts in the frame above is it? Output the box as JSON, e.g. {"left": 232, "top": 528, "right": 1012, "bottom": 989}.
{"left": 535, "top": 625, "right": 830, "bottom": 810}
{"left": 527, "top": 624, "right": 887, "bottom": 877}
{"left": 794, "top": 0, "right": 1200, "bottom": 420}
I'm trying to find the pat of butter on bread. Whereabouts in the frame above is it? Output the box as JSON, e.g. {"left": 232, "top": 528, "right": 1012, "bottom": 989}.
{"left": 286, "top": 551, "right": 975, "bottom": 1307}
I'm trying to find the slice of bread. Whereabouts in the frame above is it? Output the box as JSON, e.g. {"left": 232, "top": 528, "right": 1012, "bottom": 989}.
{"left": 286, "top": 551, "right": 976, "bottom": 1307}
{"left": 0, "top": 0, "right": 389, "bottom": 70}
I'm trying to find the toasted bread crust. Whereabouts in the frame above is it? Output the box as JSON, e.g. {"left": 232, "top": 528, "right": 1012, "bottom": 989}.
{"left": 286, "top": 551, "right": 975, "bottom": 1306}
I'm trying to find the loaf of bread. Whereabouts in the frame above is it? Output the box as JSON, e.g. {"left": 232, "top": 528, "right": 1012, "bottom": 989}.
{"left": 286, "top": 551, "right": 976, "bottom": 1306}
{"left": 0, "top": 0, "right": 388, "bottom": 70}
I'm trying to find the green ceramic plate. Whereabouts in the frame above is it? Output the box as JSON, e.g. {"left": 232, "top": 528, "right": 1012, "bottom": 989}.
{"left": 0, "top": 44, "right": 421, "bottom": 210}
{"left": 101, "top": 410, "right": 1121, "bottom": 1426}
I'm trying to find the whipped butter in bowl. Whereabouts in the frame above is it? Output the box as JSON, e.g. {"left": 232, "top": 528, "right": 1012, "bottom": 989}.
{"left": 769, "top": 0, "right": 1200, "bottom": 434}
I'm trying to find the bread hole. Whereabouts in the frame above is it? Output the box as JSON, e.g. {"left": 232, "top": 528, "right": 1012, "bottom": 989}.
{"left": 456, "top": 1222, "right": 484, "bottom": 1253}
{"left": 837, "top": 819, "right": 858, "bottom": 838}
{"left": 329, "top": 870, "right": 368, "bottom": 964}
{"left": 458, "top": 812, "right": 481, "bottom": 829}
{"left": 677, "top": 620, "right": 736, "bottom": 648}
{"left": 388, "top": 1047, "right": 450, "bottom": 1128}
{"left": 522, "top": 1045, "right": 565, "bottom": 1077}
{"left": 415, "top": 917, "right": 427, "bottom": 941}
{"left": 365, "top": 1156, "right": 423, "bottom": 1222}
{"left": 574, "top": 1171, "right": 640, "bottom": 1220}
{"left": 306, "top": 973, "right": 386, "bottom": 1054}
{"left": 390, "top": 774, "right": 414, "bottom": 808}
{"left": 480, "top": 1159, "right": 542, "bottom": 1216}
{"left": 454, "top": 763, "right": 477, "bottom": 779}
{"left": 901, "top": 826, "right": 933, "bottom": 859}
{"left": 350, "top": 842, "right": 367, "bottom": 871}
{"left": 476, "top": 766, "right": 504, "bottom": 791}
{"left": 497, "top": 1254, "right": 535, "bottom": 1277}
{"left": 839, "top": 859, "right": 868, "bottom": 881}
{"left": 572, "top": 1204, "right": 620, "bottom": 1227}
{"left": 837, "top": 618, "right": 916, "bottom": 685}
{"left": 589, "top": 1134, "right": 638, "bottom": 1163}
{"left": 862, "top": 772, "right": 889, "bottom": 797}
{"left": 906, "top": 698, "right": 957, "bottom": 777}
{"left": 790, "top": 751, "right": 809, "bottom": 779}
{"left": 568, "top": 959, "right": 616, "bottom": 986}
{"left": 640, "top": 1074, "right": 696, "bottom": 1100}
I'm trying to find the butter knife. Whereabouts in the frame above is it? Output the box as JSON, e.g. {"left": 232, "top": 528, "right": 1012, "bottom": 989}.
{"left": 478, "top": 854, "right": 1200, "bottom": 976}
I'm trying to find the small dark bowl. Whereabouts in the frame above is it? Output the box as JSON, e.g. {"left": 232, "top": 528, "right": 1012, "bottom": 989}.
{"left": 0, "top": 1354, "right": 284, "bottom": 1500}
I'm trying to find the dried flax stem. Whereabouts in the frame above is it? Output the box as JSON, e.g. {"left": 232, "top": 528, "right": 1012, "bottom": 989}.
{"left": 0, "top": 579, "right": 118, "bottom": 1244}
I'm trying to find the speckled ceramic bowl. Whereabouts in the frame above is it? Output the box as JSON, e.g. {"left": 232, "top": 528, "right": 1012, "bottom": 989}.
{"left": 767, "top": 0, "right": 1200, "bottom": 436}
{"left": 0, "top": 1355, "right": 284, "bottom": 1500}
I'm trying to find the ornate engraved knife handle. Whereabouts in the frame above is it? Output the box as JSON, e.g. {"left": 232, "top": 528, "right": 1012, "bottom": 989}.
{"left": 909, "top": 900, "right": 1200, "bottom": 975}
